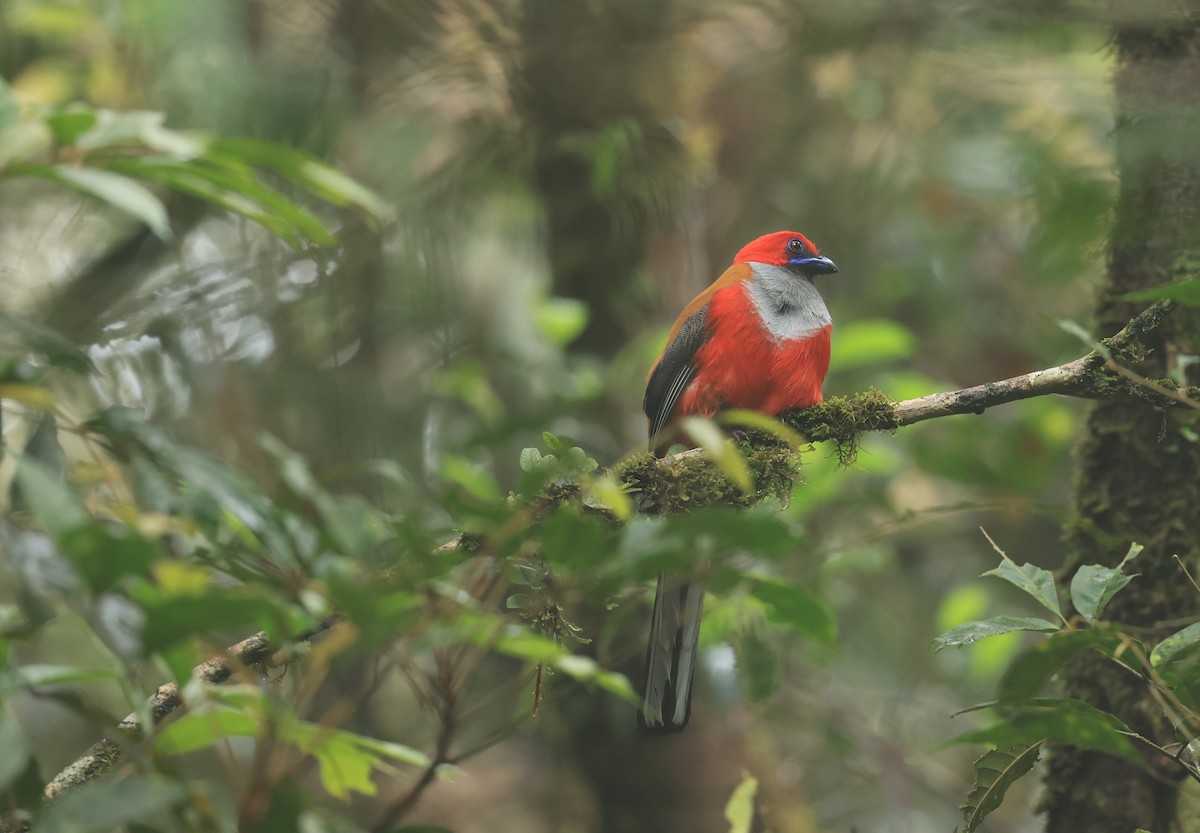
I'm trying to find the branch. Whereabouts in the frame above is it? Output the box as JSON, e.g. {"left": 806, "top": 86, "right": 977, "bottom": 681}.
{"left": 784, "top": 299, "right": 1191, "bottom": 445}
{"left": 39, "top": 622, "right": 336, "bottom": 804}
{"left": 890, "top": 299, "right": 1193, "bottom": 425}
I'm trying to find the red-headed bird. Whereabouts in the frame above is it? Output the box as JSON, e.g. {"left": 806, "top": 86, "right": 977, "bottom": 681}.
{"left": 639, "top": 230, "right": 838, "bottom": 734}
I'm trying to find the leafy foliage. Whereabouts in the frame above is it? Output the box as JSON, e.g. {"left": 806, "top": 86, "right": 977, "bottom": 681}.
{"left": 1069, "top": 544, "right": 1141, "bottom": 622}
{"left": 1124, "top": 279, "right": 1200, "bottom": 306}
{"left": 979, "top": 537, "right": 1066, "bottom": 623}
{"left": 935, "top": 538, "right": 1200, "bottom": 829}
{"left": 932, "top": 616, "right": 1060, "bottom": 652}
{"left": 723, "top": 772, "right": 758, "bottom": 833}
{"left": 0, "top": 254, "right": 836, "bottom": 831}
{"left": 0, "top": 79, "right": 388, "bottom": 248}
{"left": 1, "top": 2, "right": 1178, "bottom": 831}
{"left": 960, "top": 744, "right": 1042, "bottom": 833}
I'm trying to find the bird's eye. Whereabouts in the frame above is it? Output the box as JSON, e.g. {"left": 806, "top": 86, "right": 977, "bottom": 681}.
{"left": 787, "top": 238, "right": 806, "bottom": 255}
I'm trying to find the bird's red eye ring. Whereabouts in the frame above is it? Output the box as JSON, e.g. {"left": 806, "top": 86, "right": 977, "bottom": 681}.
{"left": 787, "top": 238, "right": 806, "bottom": 255}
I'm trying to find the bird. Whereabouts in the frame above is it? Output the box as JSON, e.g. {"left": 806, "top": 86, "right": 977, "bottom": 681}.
{"left": 638, "top": 230, "right": 839, "bottom": 734}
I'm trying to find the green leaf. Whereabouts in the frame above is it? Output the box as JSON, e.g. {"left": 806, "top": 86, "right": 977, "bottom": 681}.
{"left": 44, "top": 110, "right": 97, "bottom": 145}
{"left": 345, "top": 734, "right": 430, "bottom": 769}
{"left": 138, "top": 590, "right": 283, "bottom": 656}
{"left": 680, "top": 416, "right": 752, "bottom": 492}
{"left": 59, "top": 524, "right": 157, "bottom": 593}
{"left": 534, "top": 297, "right": 589, "bottom": 345}
{"left": 299, "top": 730, "right": 378, "bottom": 799}
{"left": 75, "top": 109, "right": 204, "bottom": 158}
{"left": 724, "top": 771, "right": 758, "bottom": 833}
{"left": 35, "top": 165, "right": 171, "bottom": 239}
{"left": 1069, "top": 543, "right": 1142, "bottom": 624}
{"left": 981, "top": 544, "right": 1063, "bottom": 622}
{"left": 492, "top": 629, "right": 563, "bottom": 663}
{"left": 932, "top": 616, "right": 1061, "bottom": 653}
{"left": 998, "top": 628, "right": 1120, "bottom": 702}
{"left": 160, "top": 706, "right": 429, "bottom": 801}
{"left": 1150, "top": 622, "right": 1200, "bottom": 668}
{"left": 0, "top": 710, "right": 31, "bottom": 791}
{"left": 950, "top": 698, "right": 1138, "bottom": 763}
{"left": 1071, "top": 563, "right": 1137, "bottom": 623}
{"left": 107, "top": 157, "right": 334, "bottom": 247}
{"left": 292, "top": 724, "right": 430, "bottom": 799}
{"left": 560, "top": 446, "right": 598, "bottom": 476}
{"left": 0, "top": 78, "right": 19, "bottom": 130}
{"left": 542, "top": 432, "right": 569, "bottom": 456}
{"left": 518, "top": 447, "right": 544, "bottom": 474}
{"left": 208, "top": 137, "right": 392, "bottom": 221}
{"left": 1123, "top": 280, "right": 1200, "bottom": 307}
{"left": 0, "top": 605, "right": 27, "bottom": 637}
{"left": 440, "top": 455, "right": 502, "bottom": 503}
{"left": 960, "top": 743, "right": 1042, "bottom": 833}
{"left": 0, "top": 122, "right": 53, "bottom": 167}
{"left": 828, "top": 318, "right": 917, "bottom": 371}
{"left": 584, "top": 473, "right": 633, "bottom": 521}
{"left": 539, "top": 509, "right": 614, "bottom": 569}
{"left": 37, "top": 774, "right": 185, "bottom": 833}
{"left": 1056, "top": 318, "right": 1107, "bottom": 358}
{"left": 718, "top": 409, "right": 811, "bottom": 449}
{"left": 257, "top": 779, "right": 303, "bottom": 833}
{"left": 749, "top": 578, "right": 836, "bottom": 644}
{"left": 157, "top": 710, "right": 259, "bottom": 755}
{"left": 14, "top": 456, "right": 88, "bottom": 538}
{"left": 735, "top": 626, "right": 779, "bottom": 703}
{"left": 0, "top": 311, "right": 93, "bottom": 373}
{"left": 0, "top": 383, "right": 57, "bottom": 409}
{"left": 551, "top": 655, "right": 638, "bottom": 703}
{"left": 429, "top": 362, "right": 504, "bottom": 423}
{"left": 0, "top": 664, "right": 121, "bottom": 698}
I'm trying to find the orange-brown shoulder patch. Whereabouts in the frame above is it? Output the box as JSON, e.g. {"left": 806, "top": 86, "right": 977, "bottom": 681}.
{"left": 663, "top": 262, "right": 751, "bottom": 344}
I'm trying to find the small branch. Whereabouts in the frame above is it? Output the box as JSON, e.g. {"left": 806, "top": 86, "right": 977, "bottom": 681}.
{"left": 368, "top": 652, "right": 461, "bottom": 832}
{"left": 888, "top": 299, "right": 1189, "bottom": 425}
{"left": 892, "top": 355, "right": 1092, "bottom": 426}
{"left": 42, "top": 622, "right": 335, "bottom": 802}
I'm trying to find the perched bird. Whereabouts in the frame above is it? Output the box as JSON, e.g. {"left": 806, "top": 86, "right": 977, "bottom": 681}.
{"left": 638, "top": 230, "right": 839, "bottom": 734}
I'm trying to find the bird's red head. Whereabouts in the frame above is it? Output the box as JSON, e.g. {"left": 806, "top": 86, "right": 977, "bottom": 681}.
{"left": 733, "top": 230, "right": 839, "bottom": 276}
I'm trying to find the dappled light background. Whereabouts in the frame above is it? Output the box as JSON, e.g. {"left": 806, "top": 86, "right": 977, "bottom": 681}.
{"left": 1, "top": 1, "right": 1123, "bottom": 831}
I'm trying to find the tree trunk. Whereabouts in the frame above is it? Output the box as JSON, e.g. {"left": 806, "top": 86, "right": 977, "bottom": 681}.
{"left": 1041, "top": 11, "right": 1200, "bottom": 832}
{"left": 515, "top": 0, "right": 684, "bottom": 357}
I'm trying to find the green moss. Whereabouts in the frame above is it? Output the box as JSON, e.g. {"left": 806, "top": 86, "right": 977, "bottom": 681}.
{"left": 1080, "top": 357, "right": 1200, "bottom": 409}
{"left": 600, "top": 392, "right": 903, "bottom": 516}
{"left": 781, "top": 388, "right": 898, "bottom": 465}
{"left": 611, "top": 441, "right": 801, "bottom": 517}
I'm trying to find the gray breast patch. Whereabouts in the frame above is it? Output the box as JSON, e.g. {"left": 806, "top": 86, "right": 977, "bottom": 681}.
{"left": 745, "top": 262, "right": 832, "bottom": 342}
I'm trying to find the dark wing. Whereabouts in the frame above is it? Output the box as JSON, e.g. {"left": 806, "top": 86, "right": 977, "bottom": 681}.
{"left": 643, "top": 304, "right": 710, "bottom": 448}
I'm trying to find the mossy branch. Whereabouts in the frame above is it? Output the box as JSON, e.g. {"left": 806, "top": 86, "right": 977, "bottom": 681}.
{"left": 619, "top": 299, "right": 1191, "bottom": 509}
{"left": 23, "top": 300, "right": 1191, "bottom": 821}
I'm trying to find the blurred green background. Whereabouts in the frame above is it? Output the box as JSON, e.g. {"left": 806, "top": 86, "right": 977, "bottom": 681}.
{"left": 0, "top": 1, "right": 1125, "bottom": 831}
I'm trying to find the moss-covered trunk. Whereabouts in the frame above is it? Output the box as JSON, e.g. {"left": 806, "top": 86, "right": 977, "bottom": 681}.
{"left": 1041, "top": 12, "right": 1200, "bottom": 832}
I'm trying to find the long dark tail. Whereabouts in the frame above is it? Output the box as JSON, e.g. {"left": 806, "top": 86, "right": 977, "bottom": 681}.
{"left": 638, "top": 575, "right": 704, "bottom": 734}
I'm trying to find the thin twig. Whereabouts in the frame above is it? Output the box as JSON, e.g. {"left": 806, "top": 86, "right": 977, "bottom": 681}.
{"left": 1105, "top": 359, "right": 1200, "bottom": 411}
{"left": 1174, "top": 555, "right": 1200, "bottom": 596}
